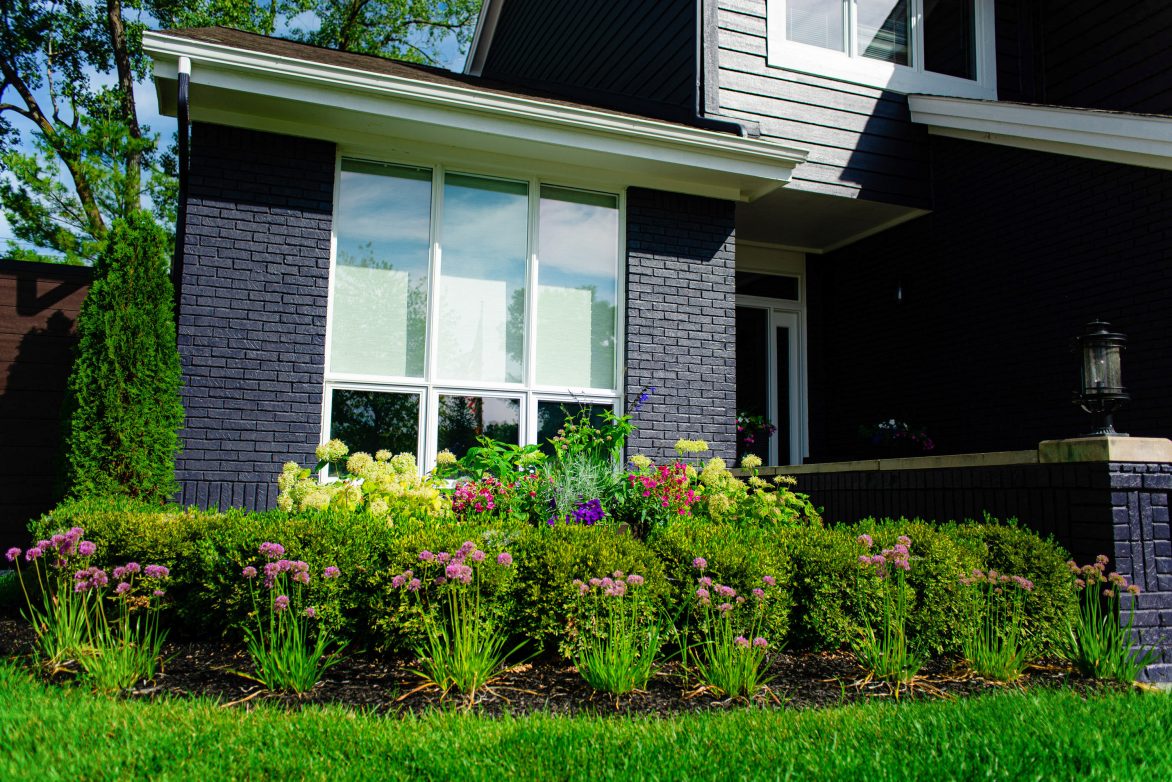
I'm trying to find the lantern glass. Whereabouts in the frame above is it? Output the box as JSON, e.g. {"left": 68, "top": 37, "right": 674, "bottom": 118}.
{"left": 1082, "top": 341, "right": 1122, "bottom": 393}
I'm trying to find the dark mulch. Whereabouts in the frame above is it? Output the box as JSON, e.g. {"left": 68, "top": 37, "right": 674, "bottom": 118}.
{"left": 0, "top": 617, "right": 1108, "bottom": 716}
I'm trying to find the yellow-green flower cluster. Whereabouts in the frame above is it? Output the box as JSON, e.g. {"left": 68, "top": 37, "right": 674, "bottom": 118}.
{"left": 674, "top": 439, "right": 710, "bottom": 456}
{"left": 629, "top": 453, "right": 653, "bottom": 470}
{"left": 740, "top": 454, "right": 763, "bottom": 470}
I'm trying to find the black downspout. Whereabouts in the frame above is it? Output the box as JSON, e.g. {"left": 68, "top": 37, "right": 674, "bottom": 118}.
{"left": 172, "top": 56, "right": 190, "bottom": 318}
{"left": 693, "top": 0, "right": 747, "bottom": 137}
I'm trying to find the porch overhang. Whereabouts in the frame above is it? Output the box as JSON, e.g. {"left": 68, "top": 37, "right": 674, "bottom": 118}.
{"left": 909, "top": 95, "right": 1172, "bottom": 172}
{"left": 144, "top": 30, "right": 808, "bottom": 203}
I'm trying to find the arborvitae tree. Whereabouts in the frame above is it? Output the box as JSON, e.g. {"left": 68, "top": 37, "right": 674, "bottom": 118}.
{"left": 62, "top": 211, "right": 184, "bottom": 502}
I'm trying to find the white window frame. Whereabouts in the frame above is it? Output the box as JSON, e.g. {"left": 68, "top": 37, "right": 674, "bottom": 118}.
{"left": 765, "top": 0, "right": 997, "bottom": 99}
{"left": 321, "top": 152, "right": 626, "bottom": 472}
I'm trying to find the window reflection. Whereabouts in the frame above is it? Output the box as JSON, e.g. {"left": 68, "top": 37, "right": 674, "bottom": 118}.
{"left": 438, "top": 395, "right": 521, "bottom": 459}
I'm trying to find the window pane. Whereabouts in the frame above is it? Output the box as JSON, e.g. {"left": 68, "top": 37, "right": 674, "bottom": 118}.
{"left": 438, "top": 395, "right": 521, "bottom": 459}
{"left": 332, "top": 161, "right": 431, "bottom": 378}
{"left": 437, "top": 174, "right": 528, "bottom": 384}
{"left": 536, "top": 187, "right": 619, "bottom": 390}
{"left": 858, "top": 0, "right": 909, "bottom": 65}
{"left": 736, "top": 272, "right": 800, "bottom": 301}
{"left": 787, "top": 0, "right": 846, "bottom": 51}
{"left": 330, "top": 388, "right": 420, "bottom": 457}
{"left": 924, "top": 0, "right": 976, "bottom": 79}
{"left": 536, "top": 401, "right": 610, "bottom": 455}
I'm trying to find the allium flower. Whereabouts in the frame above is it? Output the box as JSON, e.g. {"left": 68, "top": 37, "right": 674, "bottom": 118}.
{"left": 323, "top": 565, "right": 341, "bottom": 579}
{"left": 78, "top": 541, "right": 97, "bottom": 557}
{"left": 698, "top": 576, "right": 712, "bottom": 588}
{"left": 115, "top": 581, "right": 132, "bottom": 595}
{"left": 857, "top": 534, "right": 873, "bottom": 549}
{"left": 897, "top": 535, "right": 912, "bottom": 546}
{"left": 696, "top": 588, "right": 710, "bottom": 600}
{"left": 274, "top": 595, "right": 290, "bottom": 612}
{"left": 693, "top": 557, "right": 708, "bottom": 571}
{"left": 438, "top": 552, "right": 451, "bottom": 564}
{"left": 734, "top": 635, "right": 750, "bottom": 648}
{"left": 305, "top": 607, "right": 317, "bottom": 619}
{"left": 752, "top": 588, "right": 765, "bottom": 598}
{"left": 5, "top": 547, "right": 20, "bottom": 562}
{"left": 753, "top": 637, "right": 768, "bottom": 649}
{"left": 471, "top": 550, "right": 486, "bottom": 563}
{"left": 242, "top": 566, "right": 258, "bottom": 579}
{"left": 123, "top": 562, "right": 141, "bottom": 575}
{"left": 627, "top": 574, "right": 645, "bottom": 587}
{"left": 718, "top": 602, "right": 733, "bottom": 613}
{"left": 144, "top": 565, "right": 170, "bottom": 579}
{"left": 25, "top": 547, "right": 42, "bottom": 562}
{"left": 152, "top": 589, "right": 165, "bottom": 598}
{"left": 419, "top": 550, "right": 435, "bottom": 562}
{"left": 716, "top": 584, "right": 736, "bottom": 599}
{"left": 259, "top": 542, "right": 285, "bottom": 560}
{"left": 392, "top": 574, "right": 406, "bottom": 589}
{"left": 763, "top": 575, "right": 776, "bottom": 587}
{"left": 496, "top": 552, "right": 513, "bottom": 567}
{"left": 446, "top": 562, "right": 473, "bottom": 584}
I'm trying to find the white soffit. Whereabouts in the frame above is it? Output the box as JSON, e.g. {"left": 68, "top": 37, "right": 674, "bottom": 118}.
{"left": 144, "top": 32, "right": 807, "bottom": 202}
{"left": 909, "top": 95, "right": 1172, "bottom": 172}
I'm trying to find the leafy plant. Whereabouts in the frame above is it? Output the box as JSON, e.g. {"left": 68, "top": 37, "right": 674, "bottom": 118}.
{"left": 688, "top": 559, "right": 777, "bottom": 698}
{"left": 456, "top": 437, "right": 546, "bottom": 480}
{"left": 1059, "top": 556, "right": 1158, "bottom": 683}
{"left": 960, "top": 569, "right": 1037, "bottom": 682}
{"left": 241, "top": 542, "right": 346, "bottom": 693}
{"left": 549, "top": 407, "right": 636, "bottom": 468}
{"left": 77, "top": 563, "right": 171, "bottom": 692}
{"left": 543, "top": 453, "right": 617, "bottom": 526}
{"left": 8, "top": 530, "right": 99, "bottom": 667}
{"left": 570, "top": 572, "right": 662, "bottom": 695}
{"left": 393, "top": 543, "right": 524, "bottom": 706}
{"left": 852, "top": 535, "right": 923, "bottom": 689}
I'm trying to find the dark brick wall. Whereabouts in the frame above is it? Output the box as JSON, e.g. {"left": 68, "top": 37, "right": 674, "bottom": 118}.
{"left": 808, "top": 137, "right": 1172, "bottom": 461}
{"left": 1112, "top": 463, "right": 1172, "bottom": 682}
{"left": 176, "top": 123, "right": 335, "bottom": 510}
{"left": 625, "top": 188, "right": 737, "bottom": 462}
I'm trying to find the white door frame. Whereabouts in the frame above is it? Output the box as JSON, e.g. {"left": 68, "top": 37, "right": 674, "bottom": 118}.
{"left": 736, "top": 297, "right": 808, "bottom": 466}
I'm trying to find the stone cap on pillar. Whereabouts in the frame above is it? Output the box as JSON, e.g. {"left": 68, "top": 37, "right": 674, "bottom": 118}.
{"left": 1038, "top": 436, "right": 1172, "bottom": 464}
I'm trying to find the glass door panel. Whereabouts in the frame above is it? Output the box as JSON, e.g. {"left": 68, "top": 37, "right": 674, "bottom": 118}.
{"left": 736, "top": 306, "right": 803, "bottom": 466}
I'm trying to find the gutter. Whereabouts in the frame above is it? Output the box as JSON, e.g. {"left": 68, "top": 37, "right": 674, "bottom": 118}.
{"left": 172, "top": 55, "right": 190, "bottom": 317}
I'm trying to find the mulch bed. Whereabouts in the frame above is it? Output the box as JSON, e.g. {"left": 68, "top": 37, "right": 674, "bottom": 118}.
{"left": 0, "top": 617, "right": 1110, "bottom": 716}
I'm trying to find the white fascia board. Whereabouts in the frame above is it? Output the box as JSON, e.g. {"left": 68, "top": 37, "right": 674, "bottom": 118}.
{"left": 464, "top": 0, "right": 503, "bottom": 76}
{"left": 145, "top": 31, "right": 807, "bottom": 202}
{"left": 909, "top": 95, "right": 1172, "bottom": 172}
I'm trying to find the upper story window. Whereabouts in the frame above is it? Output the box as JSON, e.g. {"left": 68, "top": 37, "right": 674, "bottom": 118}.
{"left": 325, "top": 158, "right": 623, "bottom": 470}
{"left": 767, "top": 0, "right": 996, "bottom": 99}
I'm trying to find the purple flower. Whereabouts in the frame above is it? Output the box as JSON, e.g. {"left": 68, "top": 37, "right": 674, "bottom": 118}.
{"left": 857, "top": 534, "right": 873, "bottom": 549}
{"left": 305, "top": 607, "right": 317, "bottom": 619}
{"left": 716, "top": 584, "right": 736, "bottom": 599}
{"left": 734, "top": 635, "right": 750, "bottom": 648}
{"left": 259, "top": 542, "right": 285, "bottom": 560}
{"left": 274, "top": 595, "right": 290, "bottom": 612}
{"left": 391, "top": 574, "right": 406, "bottom": 589}
{"left": 698, "top": 576, "right": 712, "bottom": 588}
{"left": 762, "top": 575, "right": 776, "bottom": 587}
{"left": 407, "top": 578, "right": 421, "bottom": 592}
{"left": 419, "top": 551, "right": 435, "bottom": 562}
{"left": 144, "top": 565, "right": 169, "bottom": 579}
{"left": 572, "top": 498, "right": 605, "bottom": 526}
{"left": 718, "top": 602, "right": 733, "bottom": 613}
{"left": 496, "top": 552, "right": 513, "bottom": 567}
{"left": 446, "top": 562, "right": 473, "bottom": 584}
{"left": 753, "top": 637, "right": 768, "bottom": 649}
{"left": 323, "top": 566, "right": 341, "bottom": 579}
{"left": 152, "top": 589, "right": 165, "bottom": 598}
{"left": 77, "top": 541, "right": 96, "bottom": 557}
{"left": 242, "top": 566, "right": 258, "bottom": 579}
{"left": 114, "top": 581, "right": 132, "bottom": 595}
{"left": 471, "top": 550, "right": 486, "bottom": 563}
{"left": 693, "top": 557, "right": 708, "bottom": 571}
{"left": 897, "top": 535, "right": 912, "bottom": 547}
{"left": 627, "top": 574, "right": 645, "bottom": 587}
{"left": 5, "top": 547, "right": 20, "bottom": 562}
{"left": 696, "top": 587, "right": 710, "bottom": 600}
{"left": 124, "top": 562, "right": 141, "bottom": 575}
{"left": 438, "top": 552, "right": 451, "bottom": 564}
{"left": 752, "top": 588, "right": 765, "bottom": 598}
{"left": 25, "top": 547, "right": 42, "bottom": 562}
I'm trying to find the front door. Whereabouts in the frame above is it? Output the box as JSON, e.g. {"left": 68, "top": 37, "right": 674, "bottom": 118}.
{"left": 736, "top": 300, "right": 805, "bottom": 466}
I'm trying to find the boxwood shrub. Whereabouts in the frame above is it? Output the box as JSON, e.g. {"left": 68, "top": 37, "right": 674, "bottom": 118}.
{"left": 31, "top": 500, "right": 1077, "bottom": 659}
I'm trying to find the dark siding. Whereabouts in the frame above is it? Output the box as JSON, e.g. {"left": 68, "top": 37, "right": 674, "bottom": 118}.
{"left": 0, "top": 261, "right": 90, "bottom": 548}
{"left": 807, "top": 137, "right": 1172, "bottom": 462}
{"left": 716, "top": 0, "right": 931, "bottom": 207}
{"left": 993, "top": 0, "right": 1042, "bottom": 103}
{"left": 482, "top": 0, "right": 697, "bottom": 123}
{"left": 625, "top": 189, "right": 737, "bottom": 462}
{"left": 176, "top": 123, "right": 335, "bottom": 510}
{"left": 1039, "top": 0, "right": 1172, "bottom": 114}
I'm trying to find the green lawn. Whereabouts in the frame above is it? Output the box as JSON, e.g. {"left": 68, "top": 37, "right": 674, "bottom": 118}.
{"left": 0, "top": 663, "right": 1168, "bottom": 781}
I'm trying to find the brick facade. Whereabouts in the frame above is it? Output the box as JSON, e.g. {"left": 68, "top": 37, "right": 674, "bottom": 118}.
{"left": 624, "top": 188, "right": 737, "bottom": 462}
{"left": 176, "top": 123, "right": 336, "bottom": 510}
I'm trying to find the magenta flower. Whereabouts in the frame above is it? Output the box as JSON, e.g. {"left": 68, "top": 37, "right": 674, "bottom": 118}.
{"left": 152, "top": 589, "right": 165, "bottom": 598}
{"left": 753, "top": 637, "right": 768, "bottom": 649}
{"left": 5, "top": 547, "right": 20, "bottom": 562}
{"left": 698, "top": 576, "right": 712, "bottom": 588}
{"left": 77, "top": 541, "right": 96, "bottom": 557}
{"left": 392, "top": 574, "right": 406, "bottom": 589}
{"left": 718, "top": 602, "right": 733, "bottom": 613}
{"left": 242, "top": 566, "right": 258, "bottom": 579}
{"left": 496, "top": 552, "right": 513, "bottom": 567}
{"left": 407, "top": 578, "right": 422, "bottom": 592}
{"left": 897, "top": 535, "right": 912, "bottom": 547}
{"left": 437, "top": 552, "right": 451, "bottom": 564}
{"left": 471, "top": 550, "right": 486, "bottom": 563}
{"left": 627, "top": 574, "right": 645, "bottom": 587}
{"left": 259, "top": 542, "right": 285, "bottom": 560}
{"left": 752, "top": 588, "right": 765, "bottom": 598}
{"left": 323, "top": 566, "right": 341, "bottom": 579}
{"left": 144, "top": 565, "right": 169, "bottom": 579}
{"left": 762, "top": 575, "right": 776, "bottom": 587}
{"left": 734, "top": 635, "right": 749, "bottom": 648}
{"left": 25, "top": 547, "right": 42, "bottom": 562}
{"left": 124, "top": 562, "right": 141, "bottom": 575}
{"left": 304, "top": 607, "right": 317, "bottom": 619}
{"left": 696, "top": 587, "right": 710, "bottom": 600}
{"left": 692, "top": 557, "right": 708, "bottom": 571}
{"left": 857, "top": 534, "right": 873, "bottom": 549}
{"left": 419, "top": 551, "right": 435, "bottom": 562}
{"left": 446, "top": 562, "right": 473, "bottom": 584}
{"left": 274, "top": 595, "right": 290, "bottom": 612}
{"left": 115, "top": 581, "right": 132, "bottom": 595}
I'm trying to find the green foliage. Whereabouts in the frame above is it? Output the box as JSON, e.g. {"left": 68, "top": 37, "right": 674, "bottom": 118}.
{"left": 455, "top": 437, "right": 546, "bottom": 480}
{"left": 850, "top": 544, "right": 923, "bottom": 687}
{"left": 549, "top": 407, "right": 635, "bottom": 468}
{"left": 961, "top": 572, "right": 1035, "bottom": 682}
{"left": 1059, "top": 557, "right": 1158, "bottom": 683}
{"left": 570, "top": 573, "right": 662, "bottom": 695}
{"left": 61, "top": 212, "right": 183, "bottom": 502}
{"left": 688, "top": 572, "right": 778, "bottom": 698}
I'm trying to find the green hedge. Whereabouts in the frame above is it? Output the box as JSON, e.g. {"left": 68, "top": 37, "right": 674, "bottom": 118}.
{"left": 30, "top": 500, "right": 1078, "bottom": 658}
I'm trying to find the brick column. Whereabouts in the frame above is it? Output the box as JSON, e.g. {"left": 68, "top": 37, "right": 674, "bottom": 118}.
{"left": 176, "top": 123, "right": 336, "bottom": 510}
{"left": 624, "top": 188, "right": 737, "bottom": 463}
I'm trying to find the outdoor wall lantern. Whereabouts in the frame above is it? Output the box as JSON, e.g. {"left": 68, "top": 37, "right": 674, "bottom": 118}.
{"left": 1073, "top": 320, "right": 1128, "bottom": 436}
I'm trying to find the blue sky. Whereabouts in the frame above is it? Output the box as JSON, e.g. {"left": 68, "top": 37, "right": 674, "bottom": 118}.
{"left": 0, "top": 19, "right": 469, "bottom": 254}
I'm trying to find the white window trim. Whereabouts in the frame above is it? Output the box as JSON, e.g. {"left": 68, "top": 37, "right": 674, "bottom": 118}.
{"left": 320, "top": 150, "right": 626, "bottom": 472}
{"left": 765, "top": 0, "right": 997, "bottom": 100}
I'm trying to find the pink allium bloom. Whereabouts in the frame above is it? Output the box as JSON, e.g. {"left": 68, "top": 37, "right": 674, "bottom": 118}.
{"left": 407, "top": 578, "right": 421, "bottom": 592}
{"left": 752, "top": 588, "right": 765, "bottom": 598}
{"left": 419, "top": 551, "right": 435, "bottom": 562}
{"left": 716, "top": 584, "right": 736, "bottom": 598}
{"left": 124, "top": 562, "right": 141, "bottom": 575}
{"left": 627, "top": 574, "right": 645, "bottom": 587}
{"left": 496, "top": 552, "right": 513, "bottom": 567}
{"left": 392, "top": 574, "right": 406, "bottom": 589}
{"left": 274, "top": 594, "right": 290, "bottom": 612}
{"left": 894, "top": 559, "right": 910, "bottom": 571}
{"left": 613, "top": 570, "right": 624, "bottom": 579}
{"left": 438, "top": 552, "right": 451, "bottom": 564}
{"left": 696, "top": 588, "right": 710, "bottom": 600}
{"left": 588, "top": 577, "right": 602, "bottom": 588}
{"left": 578, "top": 582, "right": 590, "bottom": 595}
{"left": 293, "top": 570, "right": 310, "bottom": 585}
{"left": 51, "top": 534, "right": 65, "bottom": 548}
{"left": 471, "top": 550, "right": 486, "bottom": 563}
{"left": 305, "top": 607, "right": 317, "bottom": 619}
{"left": 115, "top": 581, "right": 132, "bottom": 595}
{"left": 897, "top": 535, "right": 911, "bottom": 546}
{"left": 5, "top": 547, "right": 20, "bottom": 562}
{"left": 763, "top": 575, "right": 776, "bottom": 587}
{"left": 446, "top": 563, "right": 473, "bottom": 584}
{"left": 857, "top": 534, "right": 873, "bottom": 549}
{"left": 259, "top": 542, "right": 285, "bottom": 560}
{"left": 698, "top": 576, "right": 712, "bottom": 588}
{"left": 734, "top": 635, "right": 750, "bottom": 648}
{"left": 25, "top": 547, "right": 42, "bottom": 562}
{"left": 242, "top": 566, "right": 258, "bottom": 579}
{"left": 718, "top": 602, "right": 733, "bottom": 613}
{"left": 145, "top": 565, "right": 169, "bottom": 579}
{"left": 77, "top": 541, "right": 96, "bottom": 557}
{"left": 435, "top": 576, "right": 448, "bottom": 586}
{"left": 152, "top": 589, "right": 165, "bottom": 598}
{"left": 323, "top": 566, "right": 341, "bottom": 579}
{"left": 857, "top": 555, "right": 871, "bottom": 565}
{"left": 693, "top": 557, "right": 708, "bottom": 571}
{"left": 753, "top": 637, "right": 768, "bottom": 649}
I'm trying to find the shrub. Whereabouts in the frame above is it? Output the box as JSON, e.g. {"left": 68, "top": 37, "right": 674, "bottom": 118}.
{"left": 61, "top": 211, "right": 183, "bottom": 503}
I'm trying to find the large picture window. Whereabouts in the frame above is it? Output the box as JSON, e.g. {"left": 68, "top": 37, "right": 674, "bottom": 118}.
{"left": 768, "top": 0, "right": 995, "bottom": 99}
{"left": 325, "top": 159, "right": 622, "bottom": 468}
